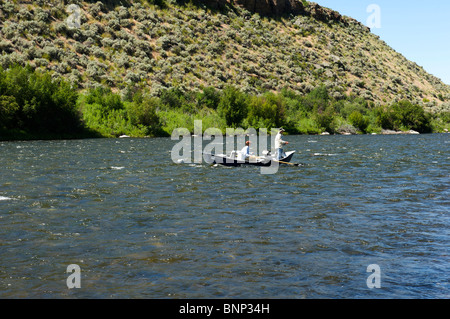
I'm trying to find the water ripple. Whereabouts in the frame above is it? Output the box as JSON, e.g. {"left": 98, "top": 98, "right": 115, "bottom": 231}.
{"left": 0, "top": 134, "right": 449, "bottom": 298}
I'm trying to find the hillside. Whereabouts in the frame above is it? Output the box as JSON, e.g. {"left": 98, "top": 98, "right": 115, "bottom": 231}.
{"left": 1, "top": 0, "right": 449, "bottom": 114}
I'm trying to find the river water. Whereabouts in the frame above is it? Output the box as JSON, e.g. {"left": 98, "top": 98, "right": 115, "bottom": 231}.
{"left": 0, "top": 134, "right": 448, "bottom": 298}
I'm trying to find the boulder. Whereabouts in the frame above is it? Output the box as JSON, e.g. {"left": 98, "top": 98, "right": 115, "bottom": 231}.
{"left": 232, "top": 0, "right": 306, "bottom": 16}
{"left": 337, "top": 124, "right": 357, "bottom": 135}
{"left": 307, "top": 2, "right": 343, "bottom": 23}
{"left": 381, "top": 129, "right": 420, "bottom": 135}
{"left": 201, "top": 0, "right": 370, "bottom": 30}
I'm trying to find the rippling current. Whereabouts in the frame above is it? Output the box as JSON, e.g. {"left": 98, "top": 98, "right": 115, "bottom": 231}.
{"left": 0, "top": 134, "right": 449, "bottom": 298}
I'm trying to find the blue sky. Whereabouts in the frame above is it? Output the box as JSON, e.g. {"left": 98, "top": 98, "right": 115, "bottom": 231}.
{"left": 315, "top": 0, "right": 450, "bottom": 84}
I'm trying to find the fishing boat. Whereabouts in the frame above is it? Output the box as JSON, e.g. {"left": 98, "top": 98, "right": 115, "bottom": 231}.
{"left": 203, "top": 150, "right": 297, "bottom": 167}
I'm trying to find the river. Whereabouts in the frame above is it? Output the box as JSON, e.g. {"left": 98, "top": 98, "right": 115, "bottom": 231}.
{"left": 0, "top": 134, "right": 448, "bottom": 298}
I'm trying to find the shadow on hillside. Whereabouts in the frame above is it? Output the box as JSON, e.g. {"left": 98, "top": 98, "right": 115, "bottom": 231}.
{"left": 174, "top": 0, "right": 305, "bottom": 22}
{"left": 84, "top": 0, "right": 167, "bottom": 10}
{"left": 174, "top": 0, "right": 237, "bottom": 15}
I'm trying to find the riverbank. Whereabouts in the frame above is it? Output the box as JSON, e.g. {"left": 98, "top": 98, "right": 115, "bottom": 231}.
{"left": 3, "top": 128, "right": 449, "bottom": 142}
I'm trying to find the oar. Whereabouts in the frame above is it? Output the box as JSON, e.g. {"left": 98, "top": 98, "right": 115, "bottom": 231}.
{"left": 274, "top": 160, "right": 302, "bottom": 167}
{"left": 253, "top": 155, "right": 302, "bottom": 166}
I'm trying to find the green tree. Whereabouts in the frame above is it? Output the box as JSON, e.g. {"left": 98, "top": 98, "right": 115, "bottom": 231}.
{"left": 197, "top": 86, "right": 221, "bottom": 110}
{"left": 375, "top": 106, "right": 399, "bottom": 130}
{"left": 86, "top": 86, "right": 123, "bottom": 114}
{"left": 264, "top": 92, "right": 286, "bottom": 128}
{"left": 315, "top": 106, "right": 336, "bottom": 133}
{"left": 0, "top": 95, "right": 20, "bottom": 130}
{"left": 160, "top": 87, "right": 186, "bottom": 109}
{"left": 246, "top": 95, "right": 277, "bottom": 130}
{"left": 392, "top": 100, "right": 432, "bottom": 133}
{"left": 301, "top": 86, "right": 330, "bottom": 113}
{"left": 375, "top": 101, "right": 432, "bottom": 133}
{"left": 127, "top": 96, "right": 161, "bottom": 135}
{"left": 218, "top": 86, "right": 248, "bottom": 127}
{"left": 0, "top": 65, "right": 81, "bottom": 136}
{"left": 309, "top": 85, "right": 330, "bottom": 102}
{"left": 348, "top": 110, "right": 369, "bottom": 133}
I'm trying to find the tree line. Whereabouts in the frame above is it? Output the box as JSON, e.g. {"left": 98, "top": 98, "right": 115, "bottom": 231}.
{"left": 1, "top": 65, "right": 448, "bottom": 140}
{"left": 0, "top": 65, "right": 82, "bottom": 139}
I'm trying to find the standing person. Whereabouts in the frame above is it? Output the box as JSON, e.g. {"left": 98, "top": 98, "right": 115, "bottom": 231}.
{"left": 238, "top": 141, "right": 251, "bottom": 161}
{"left": 275, "top": 128, "right": 288, "bottom": 160}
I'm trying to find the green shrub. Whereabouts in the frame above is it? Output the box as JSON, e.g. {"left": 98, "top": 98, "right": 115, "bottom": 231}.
{"left": 160, "top": 87, "right": 187, "bottom": 109}
{"left": 0, "top": 65, "right": 81, "bottom": 136}
{"left": 0, "top": 95, "right": 20, "bottom": 130}
{"left": 299, "top": 86, "right": 330, "bottom": 113}
{"left": 127, "top": 96, "right": 161, "bottom": 135}
{"left": 158, "top": 109, "right": 194, "bottom": 135}
{"left": 85, "top": 87, "right": 123, "bottom": 111}
{"left": 196, "top": 86, "right": 221, "bottom": 110}
{"left": 392, "top": 100, "right": 432, "bottom": 133}
{"left": 348, "top": 110, "right": 369, "bottom": 133}
{"left": 295, "top": 117, "right": 322, "bottom": 135}
{"left": 375, "top": 101, "right": 432, "bottom": 133}
{"left": 374, "top": 106, "right": 398, "bottom": 130}
{"left": 217, "top": 86, "right": 248, "bottom": 127}
{"left": 246, "top": 95, "right": 278, "bottom": 130}
{"left": 80, "top": 85, "right": 164, "bottom": 137}
{"left": 245, "top": 92, "right": 287, "bottom": 130}
{"left": 315, "top": 106, "right": 336, "bottom": 133}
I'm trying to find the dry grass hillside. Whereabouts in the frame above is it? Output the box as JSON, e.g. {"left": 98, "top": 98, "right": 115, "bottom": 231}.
{"left": 1, "top": 0, "right": 449, "bottom": 113}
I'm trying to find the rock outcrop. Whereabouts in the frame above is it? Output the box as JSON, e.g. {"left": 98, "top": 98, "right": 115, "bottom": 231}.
{"left": 203, "top": 0, "right": 306, "bottom": 16}
{"left": 230, "top": 0, "right": 306, "bottom": 16}
{"left": 307, "top": 2, "right": 355, "bottom": 25}
{"left": 203, "top": 0, "right": 368, "bottom": 29}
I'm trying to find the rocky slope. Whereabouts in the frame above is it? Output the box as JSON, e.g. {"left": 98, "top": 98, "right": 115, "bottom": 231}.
{"left": 0, "top": 0, "right": 449, "bottom": 112}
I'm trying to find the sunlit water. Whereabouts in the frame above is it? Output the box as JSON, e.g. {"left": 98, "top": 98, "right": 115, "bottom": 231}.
{"left": 0, "top": 134, "right": 449, "bottom": 298}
